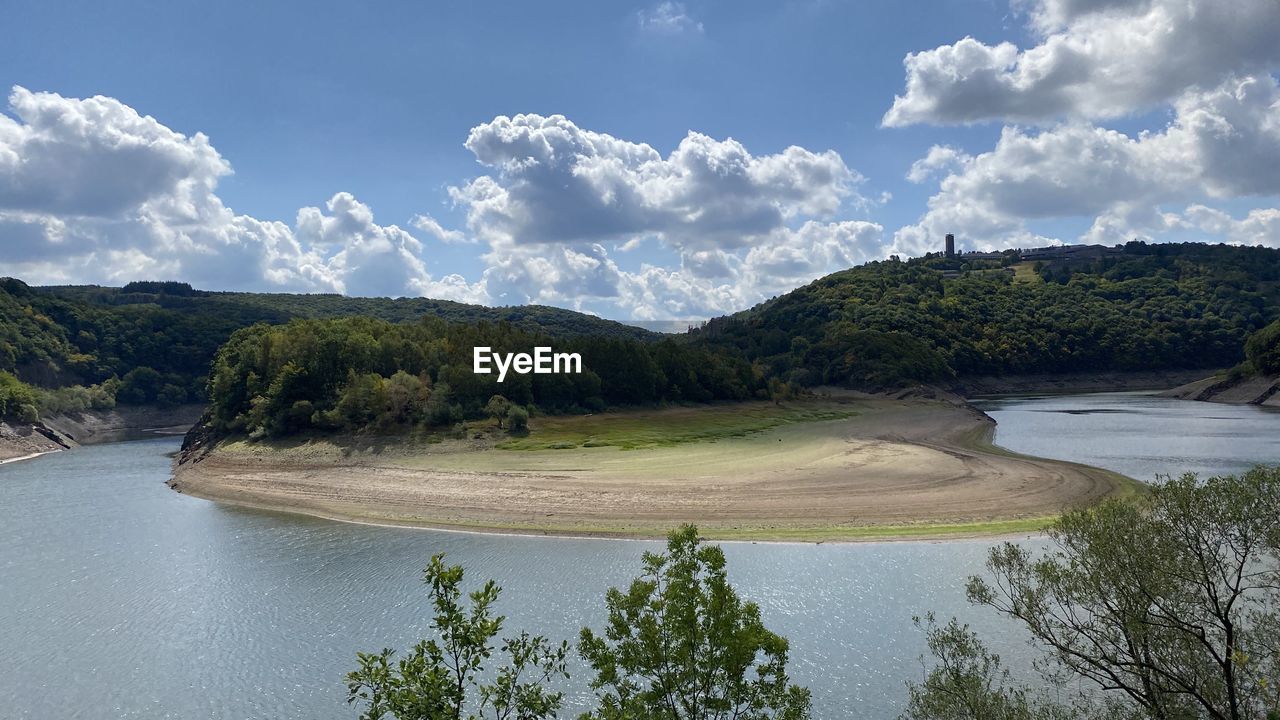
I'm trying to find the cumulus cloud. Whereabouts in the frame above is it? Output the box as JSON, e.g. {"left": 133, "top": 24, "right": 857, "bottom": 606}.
{"left": 0, "top": 89, "right": 882, "bottom": 319}
{"left": 905, "top": 145, "right": 972, "bottom": 183}
{"left": 1178, "top": 205, "right": 1280, "bottom": 248}
{"left": 412, "top": 213, "right": 471, "bottom": 244}
{"left": 0, "top": 87, "right": 480, "bottom": 300}
{"left": 0, "top": 86, "right": 229, "bottom": 216}
{"left": 452, "top": 113, "right": 860, "bottom": 249}
{"left": 882, "top": 0, "right": 1280, "bottom": 126}
{"left": 446, "top": 113, "right": 882, "bottom": 317}
{"left": 893, "top": 74, "right": 1280, "bottom": 254}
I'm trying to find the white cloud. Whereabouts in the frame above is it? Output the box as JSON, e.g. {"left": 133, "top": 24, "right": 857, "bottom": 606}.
{"left": 453, "top": 113, "right": 860, "bottom": 250}
{"left": 883, "top": 0, "right": 1280, "bottom": 126}
{"left": 893, "top": 74, "right": 1280, "bottom": 254}
{"left": 0, "top": 87, "right": 481, "bottom": 300}
{"left": 447, "top": 113, "right": 884, "bottom": 317}
{"left": 906, "top": 145, "right": 972, "bottom": 183}
{"left": 0, "top": 86, "right": 229, "bottom": 217}
{"left": 412, "top": 213, "right": 471, "bottom": 244}
{"left": 1178, "top": 205, "right": 1280, "bottom": 248}
{"left": 0, "top": 89, "right": 885, "bottom": 320}
{"left": 637, "top": 2, "right": 704, "bottom": 35}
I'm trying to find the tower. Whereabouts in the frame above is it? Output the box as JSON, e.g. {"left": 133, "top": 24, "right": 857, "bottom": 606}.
{"left": 945, "top": 233, "right": 955, "bottom": 259}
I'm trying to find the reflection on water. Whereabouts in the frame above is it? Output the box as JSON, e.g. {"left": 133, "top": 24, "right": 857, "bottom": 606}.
{"left": 2, "top": 392, "right": 1277, "bottom": 719}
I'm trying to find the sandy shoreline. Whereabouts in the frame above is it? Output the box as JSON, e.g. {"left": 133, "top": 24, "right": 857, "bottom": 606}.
{"left": 169, "top": 397, "right": 1139, "bottom": 542}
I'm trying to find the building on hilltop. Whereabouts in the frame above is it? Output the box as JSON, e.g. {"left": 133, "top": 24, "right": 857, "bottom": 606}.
{"left": 1019, "top": 244, "right": 1123, "bottom": 262}
{"left": 945, "top": 233, "right": 955, "bottom": 259}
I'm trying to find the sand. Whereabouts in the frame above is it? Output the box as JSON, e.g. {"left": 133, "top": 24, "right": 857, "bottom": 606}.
{"left": 168, "top": 397, "right": 1137, "bottom": 541}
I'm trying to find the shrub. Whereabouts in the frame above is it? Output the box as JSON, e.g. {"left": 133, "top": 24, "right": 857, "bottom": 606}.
{"left": 506, "top": 405, "right": 529, "bottom": 433}
{"left": 1245, "top": 319, "right": 1280, "bottom": 375}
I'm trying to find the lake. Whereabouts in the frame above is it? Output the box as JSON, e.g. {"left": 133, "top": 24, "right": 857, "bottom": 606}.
{"left": 2, "top": 392, "right": 1278, "bottom": 719}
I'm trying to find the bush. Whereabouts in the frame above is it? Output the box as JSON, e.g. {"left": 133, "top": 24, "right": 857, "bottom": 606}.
{"left": 156, "top": 383, "right": 188, "bottom": 409}
{"left": 334, "top": 372, "right": 389, "bottom": 430}
{"left": 1245, "top": 319, "right": 1280, "bottom": 375}
{"left": 16, "top": 402, "right": 39, "bottom": 424}
{"left": 118, "top": 367, "right": 164, "bottom": 405}
{"left": 0, "top": 371, "right": 38, "bottom": 420}
{"left": 33, "top": 381, "right": 118, "bottom": 416}
{"left": 506, "top": 405, "right": 529, "bottom": 433}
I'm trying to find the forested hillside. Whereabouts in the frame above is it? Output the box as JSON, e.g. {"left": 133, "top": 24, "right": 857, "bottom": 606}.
{"left": 205, "top": 317, "right": 757, "bottom": 438}
{"left": 4, "top": 241, "right": 1279, "bottom": 429}
{"left": 0, "top": 278, "right": 655, "bottom": 412}
{"left": 690, "top": 242, "right": 1280, "bottom": 388}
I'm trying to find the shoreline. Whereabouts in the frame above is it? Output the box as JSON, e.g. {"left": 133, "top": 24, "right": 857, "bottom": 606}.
{"left": 0, "top": 449, "right": 61, "bottom": 465}
{"left": 170, "top": 397, "right": 1141, "bottom": 543}
{"left": 0, "top": 404, "right": 204, "bottom": 463}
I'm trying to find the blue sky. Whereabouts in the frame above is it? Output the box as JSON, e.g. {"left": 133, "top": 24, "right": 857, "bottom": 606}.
{"left": 1, "top": 0, "right": 1278, "bottom": 319}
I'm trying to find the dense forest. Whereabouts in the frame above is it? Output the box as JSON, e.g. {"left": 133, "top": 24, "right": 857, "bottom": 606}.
{"left": 205, "top": 317, "right": 756, "bottom": 438}
{"left": 0, "top": 278, "right": 655, "bottom": 416}
{"left": 692, "top": 242, "right": 1280, "bottom": 388}
{"left": 3, "top": 241, "right": 1279, "bottom": 431}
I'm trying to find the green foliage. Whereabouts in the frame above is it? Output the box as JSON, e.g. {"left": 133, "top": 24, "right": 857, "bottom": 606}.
{"left": 33, "top": 379, "right": 118, "bottom": 416}
{"left": 0, "top": 277, "right": 659, "bottom": 406}
{"left": 495, "top": 405, "right": 857, "bottom": 451}
{"left": 205, "top": 317, "right": 757, "bottom": 438}
{"left": 901, "top": 614, "right": 1078, "bottom": 720}
{"left": 346, "top": 554, "right": 569, "bottom": 720}
{"left": 5, "top": 242, "right": 1277, "bottom": 413}
{"left": 486, "top": 395, "right": 512, "bottom": 428}
{"left": 505, "top": 405, "right": 529, "bottom": 433}
{"left": 0, "top": 371, "right": 38, "bottom": 420}
{"left": 915, "top": 466, "right": 1280, "bottom": 720}
{"left": 693, "top": 243, "right": 1280, "bottom": 388}
{"left": 1245, "top": 318, "right": 1280, "bottom": 375}
{"left": 578, "top": 525, "right": 812, "bottom": 720}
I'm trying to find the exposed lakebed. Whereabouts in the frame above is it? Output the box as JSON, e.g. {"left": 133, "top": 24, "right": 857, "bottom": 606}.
{"left": 2, "top": 392, "right": 1278, "bottom": 719}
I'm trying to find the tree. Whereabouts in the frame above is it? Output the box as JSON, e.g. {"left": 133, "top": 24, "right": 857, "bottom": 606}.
{"left": 385, "top": 370, "right": 429, "bottom": 425}
{"left": 333, "top": 372, "right": 389, "bottom": 430}
{"left": 767, "top": 377, "right": 792, "bottom": 406}
{"left": 118, "top": 366, "right": 163, "bottom": 404}
{"left": 505, "top": 405, "right": 529, "bottom": 433}
{"left": 1245, "top": 319, "right": 1280, "bottom": 375}
{"left": 908, "top": 466, "right": 1280, "bottom": 720}
{"left": 0, "top": 371, "right": 37, "bottom": 420}
{"left": 486, "top": 394, "right": 512, "bottom": 428}
{"left": 901, "top": 614, "right": 1077, "bottom": 720}
{"left": 578, "top": 525, "right": 812, "bottom": 720}
{"left": 346, "top": 554, "right": 569, "bottom": 720}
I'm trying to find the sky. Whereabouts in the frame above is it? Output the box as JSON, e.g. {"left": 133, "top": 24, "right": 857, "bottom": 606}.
{"left": 1, "top": 0, "right": 1278, "bottom": 321}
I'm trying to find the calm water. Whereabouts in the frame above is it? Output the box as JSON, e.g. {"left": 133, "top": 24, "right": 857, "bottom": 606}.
{"left": 976, "top": 391, "right": 1280, "bottom": 482}
{"left": 2, "top": 392, "right": 1278, "bottom": 719}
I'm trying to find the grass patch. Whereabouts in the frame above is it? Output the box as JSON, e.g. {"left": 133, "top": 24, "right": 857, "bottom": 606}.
{"left": 496, "top": 402, "right": 859, "bottom": 451}
{"left": 1010, "top": 261, "right": 1044, "bottom": 284}
{"left": 342, "top": 514, "right": 1060, "bottom": 543}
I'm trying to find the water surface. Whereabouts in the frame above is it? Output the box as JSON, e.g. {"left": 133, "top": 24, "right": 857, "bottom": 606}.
{"left": 976, "top": 391, "right": 1280, "bottom": 481}
{"left": 3, "top": 392, "right": 1278, "bottom": 719}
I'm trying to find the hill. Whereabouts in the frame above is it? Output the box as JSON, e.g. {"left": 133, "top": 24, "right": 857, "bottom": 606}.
{"left": 4, "top": 240, "right": 1278, "bottom": 428}
{"left": 688, "top": 241, "right": 1280, "bottom": 389}
{"left": 0, "top": 278, "right": 656, "bottom": 411}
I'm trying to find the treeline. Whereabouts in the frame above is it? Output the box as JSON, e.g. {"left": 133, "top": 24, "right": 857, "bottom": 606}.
{"left": 691, "top": 242, "right": 1280, "bottom": 388}
{"left": 0, "top": 278, "right": 656, "bottom": 410}
{"left": 206, "top": 316, "right": 758, "bottom": 438}
{"left": 5, "top": 241, "right": 1279, "bottom": 419}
